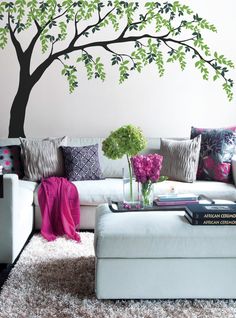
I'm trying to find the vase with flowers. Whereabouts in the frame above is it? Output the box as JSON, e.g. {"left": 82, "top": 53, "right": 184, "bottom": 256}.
{"left": 102, "top": 124, "right": 146, "bottom": 204}
{"left": 131, "top": 154, "right": 167, "bottom": 207}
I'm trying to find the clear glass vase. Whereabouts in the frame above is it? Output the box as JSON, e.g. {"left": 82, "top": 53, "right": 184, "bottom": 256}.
{"left": 123, "top": 167, "right": 140, "bottom": 205}
{"left": 141, "top": 181, "right": 154, "bottom": 207}
{"left": 123, "top": 176, "right": 140, "bottom": 204}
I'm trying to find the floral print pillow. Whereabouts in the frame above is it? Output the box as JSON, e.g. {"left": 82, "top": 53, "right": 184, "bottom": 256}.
{"left": 191, "top": 127, "right": 236, "bottom": 183}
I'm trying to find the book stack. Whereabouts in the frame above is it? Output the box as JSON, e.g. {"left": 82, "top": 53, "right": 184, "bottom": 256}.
{"left": 154, "top": 193, "right": 198, "bottom": 206}
{"left": 185, "top": 203, "right": 236, "bottom": 225}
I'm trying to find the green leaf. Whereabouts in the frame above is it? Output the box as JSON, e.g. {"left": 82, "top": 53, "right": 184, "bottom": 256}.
{"left": 95, "top": 57, "right": 106, "bottom": 81}
{"left": 156, "top": 51, "right": 165, "bottom": 76}
{"left": 0, "top": 26, "right": 9, "bottom": 49}
{"left": 214, "top": 52, "right": 235, "bottom": 69}
{"left": 166, "top": 46, "right": 186, "bottom": 71}
{"left": 157, "top": 175, "right": 168, "bottom": 182}
{"left": 107, "top": 12, "right": 119, "bottom": 31}
{"left": 199, "top": 18, "right": 217, "bottom": 32}
{"left": 40, "top": 28, "right": 49, "bottom": 53}
{"left": 15, "top": 0, "right": 26, "bottom": 22}
{"left": 223, "top": 82, "right": 233, "bottom": 101}
{"left": 78, "top": 52, "right": 95, "bottom": 80}
{"left": 195, "top": 59, "right": 209, "bottom": 80}
{"left": 61, "top": 64, "right": 78, "bottom": 93}
{"left": 59, "top": 21, "right": 67, "bottom": 40}
{"left": 119, "top": 60, "right": 130, "bottom": 83}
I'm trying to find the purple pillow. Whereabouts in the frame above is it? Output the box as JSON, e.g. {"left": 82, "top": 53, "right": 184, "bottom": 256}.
{"left": 191, "top": 127, "right": 236, "bottom": 182}
{"left": 61, "top": 144, "right": 103, "bottom": 181}
{"left": 0, "top": 145, "right": 24, "bottom": 178}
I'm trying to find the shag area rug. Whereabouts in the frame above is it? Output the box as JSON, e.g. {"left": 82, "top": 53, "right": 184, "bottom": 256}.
{"left": 1, "top": 233, "right": 236, "bottom": 318}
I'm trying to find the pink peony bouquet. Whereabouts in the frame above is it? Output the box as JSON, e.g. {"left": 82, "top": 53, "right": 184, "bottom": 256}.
{"left": 131, "top": 154, "right": 164, "bottom": 184}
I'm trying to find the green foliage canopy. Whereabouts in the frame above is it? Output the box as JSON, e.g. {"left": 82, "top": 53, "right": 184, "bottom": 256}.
{"left": 102, "top": 124, "right": 147, "bottom": 159}
{"left": 0, "top": 0, "right": 234, "bottom": 100}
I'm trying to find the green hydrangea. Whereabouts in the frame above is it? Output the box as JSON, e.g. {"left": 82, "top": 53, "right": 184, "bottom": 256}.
{"left": 102, "top": 125, "right": 147, "bottom": 159}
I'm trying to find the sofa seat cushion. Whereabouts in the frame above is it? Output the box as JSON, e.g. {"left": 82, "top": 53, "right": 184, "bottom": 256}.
{"left": 34, "top": 179, "right": 236, "bottom": 207}
{"left": 34, "top": 178, "right": 124, "bottom": 206}
{"left": 158, "top": 180, "right": 236, "bottom": 201}
{"left": 95, "top": 204, "right": 236, "bottom": 259}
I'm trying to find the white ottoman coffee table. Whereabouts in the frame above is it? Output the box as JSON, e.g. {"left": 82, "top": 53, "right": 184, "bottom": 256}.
{"left": 94, "top": 203, "right": 236, "bottom": 299}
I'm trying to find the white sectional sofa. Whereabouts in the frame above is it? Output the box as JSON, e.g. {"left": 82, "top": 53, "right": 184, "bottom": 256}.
{"left": 1, "top": 137, "right": 236, "bottom": 264}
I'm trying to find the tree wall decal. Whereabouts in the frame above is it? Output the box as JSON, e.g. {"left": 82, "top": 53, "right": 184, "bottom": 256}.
{"left": 0, "top": 0, "right": 234, "bottom": 137}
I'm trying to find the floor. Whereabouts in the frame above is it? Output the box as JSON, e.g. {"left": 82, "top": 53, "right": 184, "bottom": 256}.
{"left": 0, "top": 230, "right": 36, "bottom": 291}
{"left": 0, "top": 229, "right": 93, "bottom": 291}
{"left": 0, "top": 264, "right": 12, "bottom": 290}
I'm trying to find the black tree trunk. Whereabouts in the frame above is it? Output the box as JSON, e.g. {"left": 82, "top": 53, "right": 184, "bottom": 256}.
{"left": 8, "top": 74, "right": 32, "bottom": 138}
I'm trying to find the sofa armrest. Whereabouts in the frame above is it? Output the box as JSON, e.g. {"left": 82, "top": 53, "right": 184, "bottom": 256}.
{"left": 0, "top": 174, "right": 20, "bottom": 263}
{"left": 232, "top": 156, "right": 236, "bottom": 186}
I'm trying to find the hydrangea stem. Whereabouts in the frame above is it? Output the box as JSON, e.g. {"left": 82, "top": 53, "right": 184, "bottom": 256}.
{"left": 126, "top": 154, "right": 133, "bottom": 202}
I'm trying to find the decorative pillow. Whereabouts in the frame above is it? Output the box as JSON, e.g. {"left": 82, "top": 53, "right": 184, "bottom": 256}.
{"left": 191, "top": 126, "right": 236, "bottom": 137}
{"left": 0, "top": 145, "right": 24, "bottom": 178}
{"left": 61, "top": 144, "right": 103, "bottom": 181}
{"left": 191, "top": 127, "right": 236, "bottom": 182}
{"left": 20, "top": 137, "right": 67, "bottom": 182}
{"left": 159, "top": 135, "right": 201, "bottom": 182}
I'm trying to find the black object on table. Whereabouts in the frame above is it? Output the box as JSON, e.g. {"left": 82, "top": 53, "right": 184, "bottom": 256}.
{"left": 108, "top": 195, "right": 215, "bottom": 213}
{"left": 0, "top": 175, "right": 3, "bottom": 198}
{"left": 108, "top": 200, "right": 186, "bottom": 213}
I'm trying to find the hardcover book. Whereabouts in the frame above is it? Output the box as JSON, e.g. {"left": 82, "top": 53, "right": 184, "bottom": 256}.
{"left": 156, "top": 193, "right": 198, "bottom": 202}
{"left": 185, "top": 213, "right": 236, "bottom": 225}
{"left": 186, "top": 203, "right": 236, "bottom": 219}
{"left": 154, "top": 200, "right": 198, "bottom": 206}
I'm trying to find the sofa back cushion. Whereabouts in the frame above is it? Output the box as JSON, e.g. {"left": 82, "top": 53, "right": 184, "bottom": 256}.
{"left": 0, "top": 137, "right": 186, "bottom": 178}
{"left": 67, "top": 137, "right": 169, "bottom": 178}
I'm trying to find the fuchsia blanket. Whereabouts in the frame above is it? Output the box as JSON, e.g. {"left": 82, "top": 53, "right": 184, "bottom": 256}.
{"left": 38, "top": 177, "right": 81, "bottom": 242}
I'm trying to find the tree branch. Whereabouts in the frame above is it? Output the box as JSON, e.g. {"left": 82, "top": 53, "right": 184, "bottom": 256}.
{"left": 69, "top": 7, "right": 115, "bottom": 48}
{"left": 30, "top": 55, "right": 55, "bottom": 87}
{"left": 161, "top": 19, "right": 197, "bottom": 41}
{"left": 119, "top": 13, "right": 149, "bottom": 39}
{"left": 8, "top": 13, "right": 24, "bottom": 65}
{"left": 104, "top": 45, "right": 135, "bottom": 66}
{"left": 31, "top": 23, "right": 226, "bottom": 91}
{"left": 50, "top": 39, "right": 58, "bottom": 56}
{"left": 164, "top": 37, "right": 223, "bottom": 79}
{"left": 164, "top": 37, "right": 210, "bottom": 63}
{"left": 49, "top": 5, "right": 73, "bottom": 25}
{"left": 24, "top": 20, "right": 42, "bottom": 59}
{"left": 24, "top": 5, "right": 74, "bottom": 63}
{"left": 56, "top": 57, "right": 66, "bottom": 67}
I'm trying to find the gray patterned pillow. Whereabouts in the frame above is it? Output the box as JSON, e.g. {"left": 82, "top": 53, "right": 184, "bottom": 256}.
{"left": 160, "top": 135, "right": 201, "bottom": 183}
{"left": 20, "top": 137, "right": 67, "bottom": 182}
{"left": 61, "top": 144, "right": 102, "bottom": 181}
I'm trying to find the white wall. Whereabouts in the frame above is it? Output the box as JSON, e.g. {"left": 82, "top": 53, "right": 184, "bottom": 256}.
{"left": 0, "top": 0, "right": 236, "bottom": 138}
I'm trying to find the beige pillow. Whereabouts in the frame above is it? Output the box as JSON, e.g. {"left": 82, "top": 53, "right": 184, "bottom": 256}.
{"left": 160, "top": 135, "right": 201, "bottom": 182}
{"left": 20, "top": 137, "right": 67, "bottom": 181}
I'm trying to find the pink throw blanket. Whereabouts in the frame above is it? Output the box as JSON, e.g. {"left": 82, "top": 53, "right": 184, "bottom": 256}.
{"left": 38, "top": 177, "right": 81, "bottom": 242}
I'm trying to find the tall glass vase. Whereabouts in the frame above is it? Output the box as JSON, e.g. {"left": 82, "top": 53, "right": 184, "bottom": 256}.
{"left": 123, "top": 168, "right": 140, "bottom": 204}
{"left": 141, "top": 181, "right": 154, "bottom": 207}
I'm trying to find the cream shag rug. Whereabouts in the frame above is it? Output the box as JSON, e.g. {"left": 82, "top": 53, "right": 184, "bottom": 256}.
{"left": 0, "top": 233, "right": 236, "bottom": 318}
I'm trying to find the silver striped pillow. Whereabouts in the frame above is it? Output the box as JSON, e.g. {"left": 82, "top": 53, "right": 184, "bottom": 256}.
{"left": 160, "top": 135, "right": 201, "bottom": 183}
{"left": 20, "top": 137, "right": 67, "bottom": 181}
